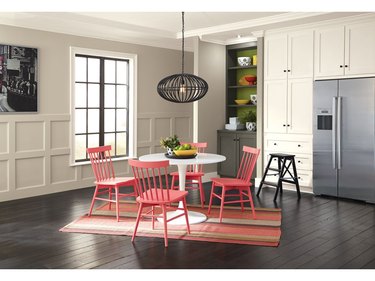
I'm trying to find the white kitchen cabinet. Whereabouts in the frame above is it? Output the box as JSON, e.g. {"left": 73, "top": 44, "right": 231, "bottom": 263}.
{"left": 264, "top": 78, "right": 312, "bottom": 134}
{"left": 264, "top": 29, "right": 314, "bottom": 80}
{"left": 315, "top": 21, "right": 375, "bottom": 79}
{"left": 263, "top": 133, "right": 313, "bottom": 188}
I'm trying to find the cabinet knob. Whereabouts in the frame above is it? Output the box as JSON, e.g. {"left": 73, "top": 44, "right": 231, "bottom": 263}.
{"left": 287, "top": 124, "right": 290, "bottom": 127}
{"left": 340, "top": 65, "right": 343, "bottom": 68}
{"left": 298, "top": 144, "right": 301, "bottom": 147}
{"left": 298, "top": 160, "right": 301, "bottom": 163}
{"left": 345, "top": 65, "right": 349, "bottom": 68}
{"left": 288, "top": 70, "right": 291, "bottom": 72}
{"left": 274, "top": 143, "right": 277, "bottom": 145}
{"left": 283, "top": 124, "right": 286, "bottom": 127}
{"left": 283, "top": 70, "right": 287, "bottom": 73}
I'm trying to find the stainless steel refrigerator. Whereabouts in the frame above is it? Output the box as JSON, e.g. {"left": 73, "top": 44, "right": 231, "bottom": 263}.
{"left": 313, "top": 78, "right": 375, "bottom": 203}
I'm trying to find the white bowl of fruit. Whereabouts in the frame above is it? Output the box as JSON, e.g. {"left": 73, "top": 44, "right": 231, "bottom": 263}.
{"left": 173, "top": 144, "right": 197, "bottom": 156}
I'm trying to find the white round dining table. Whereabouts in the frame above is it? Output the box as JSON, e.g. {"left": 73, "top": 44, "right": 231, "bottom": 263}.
{"left": 139, "top": 152, "right": 226, "bottom": 224}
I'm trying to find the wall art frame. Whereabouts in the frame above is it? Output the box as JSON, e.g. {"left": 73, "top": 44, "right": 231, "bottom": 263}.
{"left": 0, "top": 44, "right": 38, "bottom": 113}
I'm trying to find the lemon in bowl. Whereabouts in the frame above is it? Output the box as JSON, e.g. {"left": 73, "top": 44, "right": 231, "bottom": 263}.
{"left": 173, "top": 144, "right": 197, "bottom": 156}
{"left": 173, "top": 149, "right": 197, "bottom": 156}
{"left": 235, "top": 99, "right": 250, "bottom": 105}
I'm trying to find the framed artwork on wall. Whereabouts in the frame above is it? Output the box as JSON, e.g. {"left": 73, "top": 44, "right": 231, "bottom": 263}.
{"left": 0, "top": 44, "right": 38, "bottom": 112}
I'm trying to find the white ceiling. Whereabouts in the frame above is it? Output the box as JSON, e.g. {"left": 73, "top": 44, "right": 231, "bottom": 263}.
{"left": 0, "top": 12, "right": 369, "bottom": 50}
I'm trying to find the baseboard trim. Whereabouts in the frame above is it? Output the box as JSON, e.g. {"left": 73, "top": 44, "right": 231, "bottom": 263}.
{"left": 254, "top": 177, "right": 313, "bottom": 194}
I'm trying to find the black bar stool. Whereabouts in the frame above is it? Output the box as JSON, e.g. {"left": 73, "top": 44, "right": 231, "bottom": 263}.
{"left": 257, "top": 153, "right": 301, "bottom": 201}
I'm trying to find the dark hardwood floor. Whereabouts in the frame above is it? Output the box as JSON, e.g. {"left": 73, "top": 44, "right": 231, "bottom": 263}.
{"left": 1, "top": 183, "right": 375, "bottom": 269}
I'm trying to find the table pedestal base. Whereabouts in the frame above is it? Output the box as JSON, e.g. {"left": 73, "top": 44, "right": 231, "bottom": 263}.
{"left": 157, "top": 210, "right": 207, "bottom": 225}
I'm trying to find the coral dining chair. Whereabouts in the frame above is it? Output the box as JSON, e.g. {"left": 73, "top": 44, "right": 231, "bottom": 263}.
{"left": 129, "top": 159, "right": 190, "bottom": 247}
{"left": 208, "top": 146, "right": 260, "bottom": 223}
{"left": 170, "top": 142, "right": 207, "bottom": 208}
{"left": 87, "top": 145, "right": 137, "bottom": 222}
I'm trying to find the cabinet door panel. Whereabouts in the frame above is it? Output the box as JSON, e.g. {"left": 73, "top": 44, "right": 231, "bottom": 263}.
{"left": 314, "top": 26, "right": 345, "bottom": 78}
{"left": 345, "top": 21, "right": 375, "bottom": 76}
{"left": 264, "top": 33, "right": 288, "bottom": 80}
{"left": 288, "top": 30, "right": 314, "bottom": 79}
{"left": 264, "top": 80, "right": 288, "bottom": 133}
{"left": 287, "top": 78, "right": 313, "bottom": 134}
{"left": 217, "top": 132, "right": 237, "bottom": 177}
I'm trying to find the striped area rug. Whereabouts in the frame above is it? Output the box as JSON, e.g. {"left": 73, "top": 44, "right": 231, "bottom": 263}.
{"left": 60, "top": 201, "right": 282, "bottom": 247}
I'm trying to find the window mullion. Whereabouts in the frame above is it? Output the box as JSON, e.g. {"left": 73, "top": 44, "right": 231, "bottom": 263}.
{"left": 99, "top": 58, "right": 105, "bottom": 146}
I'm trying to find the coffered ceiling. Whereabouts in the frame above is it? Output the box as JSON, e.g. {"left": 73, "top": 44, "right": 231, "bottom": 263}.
{"left": 0, "top": 12, "right": 369, "bottom": 50}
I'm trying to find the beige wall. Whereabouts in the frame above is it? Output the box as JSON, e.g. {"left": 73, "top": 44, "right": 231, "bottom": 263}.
{"left": 0, "top": 24, "right": 194, "bottom": 202}
{"left": 194, "top": 39, "right": 226, "bottom": 173}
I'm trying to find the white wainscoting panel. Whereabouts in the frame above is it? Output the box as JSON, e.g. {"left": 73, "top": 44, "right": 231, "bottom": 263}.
{"left": 0, "top": 122, "right": 8, "bottom": 154}
{"left": 155, "top": 118, "right": 172, "bottom": 141}
{"left": 51, "top": 154, "right": 76, "bottom": 184}
{"left": 15, "top": 121, "right": 45, "bottom": 152}
{"left": 15, "top": 156, "right": 45, "bottom": 189}
{"left": 137, "top": 112, "right": 193, "bottom": 157}
{"left": 51, "top": 120, "right": 70, "bottom": 149}
{"left": 0, "top": 160, "right": 9, "bottom": 192}
{"left": 0, "top": 112, "right": 194, "bottom": 202}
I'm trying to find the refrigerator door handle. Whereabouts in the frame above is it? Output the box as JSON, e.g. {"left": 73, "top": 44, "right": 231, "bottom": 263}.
{"left": 332, "top": 97, "right": 337, "bottom": 169}
{"left": 337, "top": 96, "right": 342, "bottom": 169}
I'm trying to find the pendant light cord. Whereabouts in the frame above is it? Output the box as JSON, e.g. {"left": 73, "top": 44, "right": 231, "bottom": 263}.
{"left": 181, "top": 11, "right": 185, "bottom": 75}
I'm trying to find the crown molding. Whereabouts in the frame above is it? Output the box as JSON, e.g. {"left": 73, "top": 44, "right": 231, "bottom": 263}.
{"left": 264, "top": 12, "right": 375, "bottom": 35}
{"left": 177, "top": 12, "right": 328, "bottom": 39}
{"left": 251, "top": 30, "right": 265, "bottom": 38}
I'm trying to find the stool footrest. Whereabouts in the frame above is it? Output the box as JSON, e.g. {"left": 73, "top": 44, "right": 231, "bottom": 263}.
{"left": 280, "top": 178, "right": 298, "bottom": 184}
{"left": 267, "top": 167, "right": 280, "bottom": 172}
{"left": 261, "top": 181, "right": 279, "bottom": 187}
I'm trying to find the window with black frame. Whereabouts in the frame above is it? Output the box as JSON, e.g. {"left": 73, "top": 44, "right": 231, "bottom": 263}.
{"left": 74, "top": 54, "right": 129, "bottom": 162}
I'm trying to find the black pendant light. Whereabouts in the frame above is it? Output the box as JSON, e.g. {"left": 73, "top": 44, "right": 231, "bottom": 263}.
{"left": 157, "top": 12, "right": 208, "bottom": 103}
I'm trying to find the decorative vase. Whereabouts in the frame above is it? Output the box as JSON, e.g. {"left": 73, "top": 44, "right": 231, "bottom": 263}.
{"left": 167, "top": 147, "right": 174, "bottom": 155}
{"left": 246, "top": 122, "right": 256, "bottom": 132}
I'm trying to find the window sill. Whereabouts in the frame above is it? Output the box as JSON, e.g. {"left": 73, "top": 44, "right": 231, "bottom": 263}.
{"left": 70, "top": 155, "right": 137, "bottom": 167}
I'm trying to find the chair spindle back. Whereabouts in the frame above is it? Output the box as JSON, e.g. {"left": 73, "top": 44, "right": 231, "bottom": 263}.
{"left": 87, "top": 145, "right": 116, "bottom": 182}
{"left": 236, "top": 146, "right": 260, "bottom": 182}
{"left": 129, "top": 159, "right": 171, "bottom": 202}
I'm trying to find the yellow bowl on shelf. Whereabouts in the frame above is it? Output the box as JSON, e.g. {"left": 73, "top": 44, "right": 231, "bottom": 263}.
{"left": 235, "top": 99, "right": 250, "bottom": 105}
{"left": 173, "top": 149, "right": 197, "bottom": 156}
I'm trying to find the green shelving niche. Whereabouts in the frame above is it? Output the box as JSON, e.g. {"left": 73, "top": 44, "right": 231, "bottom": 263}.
{"left": 236, "top": 49, "right": 257, "bottom": 124}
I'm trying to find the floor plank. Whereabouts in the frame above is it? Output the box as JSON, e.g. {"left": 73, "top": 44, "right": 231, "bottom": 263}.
{"left": 1, "top": 183, "right": 375, "bottom": 269}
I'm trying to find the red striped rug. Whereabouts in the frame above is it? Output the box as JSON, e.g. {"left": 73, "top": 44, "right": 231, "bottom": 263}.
{"left": 60, "top": 201, "right": 282, "bottom": 247}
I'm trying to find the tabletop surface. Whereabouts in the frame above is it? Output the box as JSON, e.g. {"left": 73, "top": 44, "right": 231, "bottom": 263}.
{"left": 139, "top": 153, "right": 226, "bottom": 165}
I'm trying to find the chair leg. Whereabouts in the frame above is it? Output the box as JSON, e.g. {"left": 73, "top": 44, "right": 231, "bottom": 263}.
{"left": 219, "top": 187, "right": 226, "bottom": 223}
{"left": 108, "top": 187, "right": 112, "bottom": 210}
{"left": 182, "top": 197, "right": 190, "bottom": 234}
{"left": 207, "top": 181, "right": 216, "bottom": 214}
{"left": 198, "top": 179, "right": 205, "bottom": 208}
{"left": 161, "top": 204, "right": 168, "bottom": 247}
{"left": 239, "top": 189, "right": 244, "bottom": 212}
{"left": 115, "top": 187, "right": 120, "bottom": 222}
{"left": 247, "top": 187, "right": 256, "bottom": 220}
{"left": 152, "top": 206, "right": 155, "bottom": 230}
{"left": 88, "top": 186, "right": 99, "bottom": 217}
{"left": 132, "top": 203, "right": 143, "bottom": 243}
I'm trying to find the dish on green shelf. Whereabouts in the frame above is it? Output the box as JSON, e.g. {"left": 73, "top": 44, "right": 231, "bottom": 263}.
{"left": 234, "top": 99, "right": 250, "bottom": 105}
